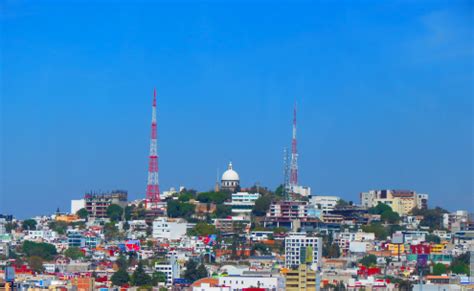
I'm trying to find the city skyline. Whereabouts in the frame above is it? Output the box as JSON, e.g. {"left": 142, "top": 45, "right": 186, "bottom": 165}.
{"left": 2, "top": 1, "right": 473, "bottom": 218}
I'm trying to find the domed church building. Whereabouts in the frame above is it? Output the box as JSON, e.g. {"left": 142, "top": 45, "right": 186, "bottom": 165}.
{"left": 221, "top": 162, "right": 240, "bottom": 192}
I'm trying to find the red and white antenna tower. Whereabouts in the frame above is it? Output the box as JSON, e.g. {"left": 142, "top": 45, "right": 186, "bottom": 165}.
{"left": 290, "top": 102, "right": 298, "bottom": 190}
{"left": 146, "top": 88, "right": 160, "bottom": 208}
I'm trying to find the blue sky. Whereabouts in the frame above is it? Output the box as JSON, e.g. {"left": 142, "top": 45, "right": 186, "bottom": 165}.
{"left": 1, "top": 0, "right": 472, "bottom": 218}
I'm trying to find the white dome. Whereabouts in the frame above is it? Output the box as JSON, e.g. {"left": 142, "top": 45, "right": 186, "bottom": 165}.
{"left": 221, "top": 162, "right": 240, "bottom": 181}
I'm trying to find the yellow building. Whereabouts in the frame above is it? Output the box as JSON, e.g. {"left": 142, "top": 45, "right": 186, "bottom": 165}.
{"left": 430, "top": 244, "right": 445, "bottom": 254}
{"left": 55, "top": 214, "right": 79, "bottom": 223}
{"left": 387, "top": 243, "right": 406, "bottom": 256}
{"left": 284, "top": 264, "right": 316, "bottom": 291}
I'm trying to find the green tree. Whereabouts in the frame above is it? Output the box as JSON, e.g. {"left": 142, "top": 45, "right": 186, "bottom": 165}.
{"left": 76, "top": 208, "right": 89, "bottom": 220}
{"left": 151, "top": 271, "right": 167, "bottom": 285}
{"left": 167, "top": 200, "right": 195, "bottom": 219}
{"left": 22, "top": 241, "right": 57, "bottom": 260}
{"left": 131, "top": 263, "right": 152, "bottom": 286}
{"left": 215, "top": 205, "right": 232, "bottom": 218}
{"left": 48, "top": 221, "right": 69, "bottom": 235}
{"left": 196, "top": 191, "right": 230, "bottom": 204}
{"left": 178, "top": 192, "right": 194, "bottom": 202}
{"left": 381, "top": 210, "right": 400, "bottom": 224}
{"left": 22, "top": 219, "right": 37, "bottom": 230}
{"left": 450, "top": 253, "right": 470, "bottom": 275}
{"left": 184, "top": 260, "right": 207, "bottom": 283}
{"left": 359, "top": 254, "right": 377, "bottom": 267}
{"left": 189, "top": 222, "right": 217, "bottom": 236}
{"left": 196, "top": 264, "right": 208, "bottom": 279}
{"left": 5, "top": 222, "right": 18, "bottom": 233}
{"left": 252, "top": 195, "right": 272, "bottom": 216}
{"left": 64, "top": 247, "right": 84, "bottom": 260}
{"left": 104, "top": 222, "right": 121, "bottom": 241}
{"left": 432, "top": 263, "right": 447, "bottom": 275}
{"left": 368, "top": 203, "right": 392, "bottom": 215}
{"left": 425, "top": 234, "right": 441, "bottom": 244}
{"left": 107, "top": 204, "right": 124, "bottom": 221}
{"left": 362, "top": 223, "right": 388, "bottom": 240}
{"left": 327, "top": 243, "right": 341, "bottom": 258}
{"left": 111, "top": 268, "right": 130, "bottom": 286}
{"left": 28, "top": 256, "right": 45, "bottom": 273}
{"left": 411, "top": 207, "right": 448, "bottom": 230}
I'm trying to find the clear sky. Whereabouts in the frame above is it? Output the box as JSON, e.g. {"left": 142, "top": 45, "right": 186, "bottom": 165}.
{"left": 1, "top": 0, "right": 472, "bottom": 218}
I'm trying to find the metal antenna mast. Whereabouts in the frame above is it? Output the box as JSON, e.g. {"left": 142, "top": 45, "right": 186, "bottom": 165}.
{"left": 146, "top": 88, "right": 160, "bottom": 208}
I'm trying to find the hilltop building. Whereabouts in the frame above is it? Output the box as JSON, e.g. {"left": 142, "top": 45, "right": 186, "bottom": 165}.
{"left": 360, "top": 189, "right": 428, "bottom": 215}
{"left": 221, "top": 162, "right": 240, "bottom": 192}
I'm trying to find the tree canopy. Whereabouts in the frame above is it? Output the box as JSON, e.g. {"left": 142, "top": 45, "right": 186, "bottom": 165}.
{"left": 359, "top": 254, "right": 377, "bottom": 267}
{"left": 111, "top": 268, "right": 130, "bottom": 286}
{"left": 22, "top": 219, "right": 37, "bottom": 230}
{"left": 252, "top": 195, "right": 272, "bottom": 216}
{"left": 131, "top": 263, "right": 152, "bottom": 286}
{"left": 107, "top": 204, "right": 124, "bottom": 221}
{"left": 189, "top": 222, "right": 217, "bottom": 236}
{"left": 64, "top": 247, "right": 84, "bottom": 260}
{"left": 167, "top": 200, "right": 195, "bottom": 219}
{"left": 76, "top": 208, "right": 89, "bottom": 220}
{"left": 196, "top": 191, "right": 229, "bottom": 204}
{"left": 22, "top": 241, "right": 57, "bottom": 260}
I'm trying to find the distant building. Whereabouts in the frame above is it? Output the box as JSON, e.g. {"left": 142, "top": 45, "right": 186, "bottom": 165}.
{"left": 84, "top": 190, "right": 127, "bottom": 219}
{"left": 217, "top": 273, "right": 285, "bottom": 290}
{"left": 68, "top": 230, "right": 85, "bottom": 248}
{"left": 360, "top": 189, "right": 428, "bottom": 215}
{"left": 443, "top": 210, "right": 471, "bottom": 232}
{"left": 0, "top": 218, "right": 6, "bottom": 235}
{"left": 285, "top": 264, "right": 317, "bottom": 290}
{"left": 221, "top": 162, "right": 240, "bottom": 192}
{"left": 224, "top": 192, "right": 260, "bottom": 215}
{"left": 152, "top": 217, "right": 188, "bottom": 240}
{"left": 310, "top": 195, "right": 340, "bottom": 212}
{"left": 284, "top": 232, "right": 322, "bottom": 269}
{"left": 70, "top": 199, "right": 85, "bottom": 215}
{"left": 155, "top": 255, "right": 181, "bottom": 286}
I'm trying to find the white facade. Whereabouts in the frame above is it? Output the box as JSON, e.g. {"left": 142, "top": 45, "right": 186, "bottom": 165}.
{"left": 193, "top": 283, "right": 230, "bottom": 291}
{"left": 310, "top": 195, "right": 340, "bottom": 212}
{"left": 218, "top": 275, "right": 284, "bottom": 290}
{"left": 292, "top": 185, "right": 311, "bottom": 197}
{"left": 70, "top": 199, "right": 85, "bottom": 215}
{"left": 25, "top": 230, "right": 57, "bottom": 242}
{"left": 285, "top": 232, "right": 322, "bottom": 269}
{"left": 155, "top": 256, "right": 180, "bottom": 286}
{"left": 0, "top": 218, "right": 6, "bottom": 235}
{"left": 225, "top": 192, "right": 260, "bottom": 215}
{"left": 152, "top": 217, "right": 188, "bottom": 240}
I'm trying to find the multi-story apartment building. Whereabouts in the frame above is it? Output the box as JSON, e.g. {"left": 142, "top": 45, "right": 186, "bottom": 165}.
{"left": 285, "top": 264, "right": 317, "bottom": 291}
{"left": 309, "top": 195, "right": 340, "bottom": 212}
{"left": 284, "top": 232, "right": 322, "bottom": 269}
{"left": 84, "top": 190, "right": 127, "bottom": 219}
{"left": 152, "top": 217, "right": 188, "bottom": 240}
{"left": 155, "top": 255, "right": 180, "bottom": 286}
{"left": 224, "top": 192, "right": 260, "bottom": 215}
{"left": 360, "top": 189, "right": 428, "bottom": 216}
{"left": 267, "top": 201, "right": 308, "bottom": 219}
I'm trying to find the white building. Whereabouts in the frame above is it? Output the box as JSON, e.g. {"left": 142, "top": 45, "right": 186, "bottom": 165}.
{"left": 127, "top": 220, "right": 148, "bottom": 239}
{"left": 310, "top": 196, "right": 340, "bottom": 212}
{"left": 0, "top": 218, "right": 6, "bottom": 235}
{"left": 285, "top": 232, "right": 322, "bottom": 269}
{"left": 292, "top": 185, "right": 311, "bottom": 197}
{"left": 218, "top": 275, "right": 285, "bottom": 290}
{"left": 193, "top": 283, "right": 230, "bottom": 291}
{"left": 155, "top": 255, "right": 180, "bottom": 286}
{"left": 152, "top": 217, "right": 188, "bottom": 240}
{"left": 225, "top": 192, "right": 260, "bottom": 215}
{"left": 70, "top": 199, "right": 85, "bottom": 215}
{"left": 221, "top": 162, "right": 240, "bottom": 192}
{"left": 25, "top": 230, "right": 57, "bottom": 242}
